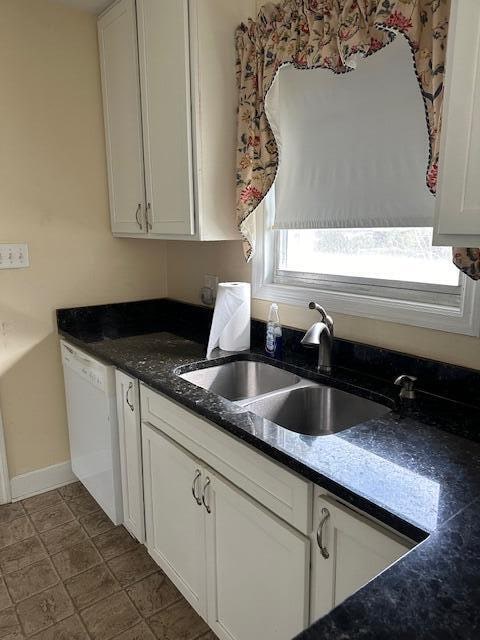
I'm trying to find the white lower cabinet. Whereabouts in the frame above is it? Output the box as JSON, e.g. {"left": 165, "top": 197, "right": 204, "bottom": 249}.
{"left": 115, "top": 371, "right": 144, "bottom": 542}
{"left": 310, "top": 493, "right": 413, "bottom": 622}
{"left": 142, "top": 422, "right": 310, "bottom": 640}
{"left": 205, "top": 471, "right": 310, "bottom": 640}
{"left": 142, "top": 423, "right": 207, "bottom": 615}
{"left": 124, "top": 385, "right": 415, "bottom": 637}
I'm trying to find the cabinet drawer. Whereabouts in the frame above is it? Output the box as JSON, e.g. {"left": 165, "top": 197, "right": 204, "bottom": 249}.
{"left": 140, "top": 385, "right": 312, "bottom": 534}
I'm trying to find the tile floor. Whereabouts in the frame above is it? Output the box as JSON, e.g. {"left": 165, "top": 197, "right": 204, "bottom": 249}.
{"left": 0, "top": 482, "right": 217, "bottom": 639}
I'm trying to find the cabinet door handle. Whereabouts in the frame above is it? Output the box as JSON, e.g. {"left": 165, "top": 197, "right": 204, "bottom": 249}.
{"left": 135, "top": 204, "right": 143, "bottom": 230}
{"left": 317, "top": 507, "right": 330, "bottom": 559}
{"left": 146, "top": 203, "right": 152, "bottom": 231}
{"left": 202, "top": 476, "right": 211, "bottom": 514}
{"left": 125, "top": 382, "right": 134, "bottom": 412}
{"left": 192, "top": 470, "right": 202, "bottom": 506}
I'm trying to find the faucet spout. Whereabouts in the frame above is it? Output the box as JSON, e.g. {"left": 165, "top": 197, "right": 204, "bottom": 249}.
{"left": 301, "top": 302, "right": 334, "bottom": 374}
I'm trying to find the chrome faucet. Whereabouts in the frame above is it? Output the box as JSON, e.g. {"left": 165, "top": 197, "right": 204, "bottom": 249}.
{"left": 301, "top": 302, "right": 334, "bottom": 374}
{"left": 394, "top": 374, "right": 417, "bottom": 400}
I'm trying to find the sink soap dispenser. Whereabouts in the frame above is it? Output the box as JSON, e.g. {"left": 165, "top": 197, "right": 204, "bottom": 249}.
{"left": 265, "top": 303, "right": 283, "bottom": 359}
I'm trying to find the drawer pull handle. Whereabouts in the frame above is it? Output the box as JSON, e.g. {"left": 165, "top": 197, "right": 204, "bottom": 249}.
{"left": 202, "top": 477, "right": 211, "bottom": 514}
{"left": 192, "top": 470, "right": 202, "bottom": 506}
{"left": 126, "top": 382, "right": 134, "bottom": 412}
{"left": 317, "top": 507, "right": 330, "bottom": 559}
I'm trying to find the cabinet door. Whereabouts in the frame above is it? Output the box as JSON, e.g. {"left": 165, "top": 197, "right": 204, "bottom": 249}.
{"left": 98, "top": 0, "right": 146, "bottom": 236}
{"left": 115, "top": 371, "right": 144, "bottom": 543}
{"left": 205, "top": 471, "right": 310, "bottom": 640}
{"left": 434, "top": 0, "right": 480, "bottom": 246}
{"left": 311, "top": 495, "right": 412, "bottom": 622}
{"left": 142, "top": 424, "right": 207, "bottom": 617}
{"left": 137, "top": 0, "right": 195, "bottom": 237}
{"left": 190, "top": 0, "right": 256, "bottom": 240}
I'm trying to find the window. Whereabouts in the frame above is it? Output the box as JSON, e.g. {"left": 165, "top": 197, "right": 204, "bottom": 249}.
{"left": 253, "top": 200, "right": 479, "bottom": 335}
{"left": 252, "top": 37, "right": 480, "bottom": 335}
{"left": 275, "top": 227, "right": 461, "bottom": 306}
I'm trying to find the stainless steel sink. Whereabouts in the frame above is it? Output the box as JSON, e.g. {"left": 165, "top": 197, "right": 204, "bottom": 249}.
{"left": 244, "top": 384, "right": 390, "bottom": 436}
{"left": 179, "top": 361, "right": 301, "bottom": 402}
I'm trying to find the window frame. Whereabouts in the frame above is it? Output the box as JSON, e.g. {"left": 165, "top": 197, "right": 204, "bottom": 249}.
{"left": 252, "top": 193, "right": 480, "bottom": 337}
{"left": 274, "top": 228, "right": 462, "bottom": 307}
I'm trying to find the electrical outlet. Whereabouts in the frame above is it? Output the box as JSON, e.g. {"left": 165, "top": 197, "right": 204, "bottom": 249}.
{"left": 201, "top": 274, "right": 219, "bottom": 306}
{"left": 0, "top": 244, "right": 29, "bottom": 270}
{"left": 204, "top": 274, "right": 219, "bottom": 294}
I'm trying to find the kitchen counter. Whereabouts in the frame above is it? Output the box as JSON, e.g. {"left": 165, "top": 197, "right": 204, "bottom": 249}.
{"left": 57, "top": 299, "right": 480, "bottom": 639}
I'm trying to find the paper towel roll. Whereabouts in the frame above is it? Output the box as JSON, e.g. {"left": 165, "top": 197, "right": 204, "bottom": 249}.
{"left": 207, "top": 282, "right": 251, "bottom": 358}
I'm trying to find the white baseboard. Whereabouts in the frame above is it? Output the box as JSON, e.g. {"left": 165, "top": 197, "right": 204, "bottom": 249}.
{"left": 11, "top": 461, "right": 77, "bottom": 502}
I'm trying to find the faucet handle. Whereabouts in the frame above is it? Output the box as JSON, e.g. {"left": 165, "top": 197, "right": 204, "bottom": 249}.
{"left": 394, "top": 375, "right": 417, "bottom": 400}
{"left": 308, "top": 302, "right": 334, "bottom": 336}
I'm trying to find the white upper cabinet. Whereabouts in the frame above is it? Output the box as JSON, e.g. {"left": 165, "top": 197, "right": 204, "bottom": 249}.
{"left": 137, "top": 0, "right": 195, "bottom": 236}
{"left": 434, "top": 0, "right": 480, "bottom": 246}
{"left": 98, "top": 0, "right": 146, "bottom": 235}
{"left": 99, "top": 0, "right": 254, "bottom": 240}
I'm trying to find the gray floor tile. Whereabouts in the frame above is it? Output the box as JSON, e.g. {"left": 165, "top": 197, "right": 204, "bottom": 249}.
{"left": 58, "top": 483, "right": 88, "bottom": 503}
{"left": 0, "top": 537, "right": 47, "bottom": 575}
{"left": 39, "top": 521, "right": 88, "bottom": 556}
{"left": 0, "top": 518, "right": 34, "bottom": 551}
{"left": 81, "top": 591, "right": 140, "bottom": 640}
{"left": 67, "top": 495, "right": 100, "bottom": 519}
{"left": 108, "top": 548, "right": 157, "bottom": 587}
{"left": 51, "top": 540, "right": 102, "bottom": 580}
{"left": 0, "top": 504, "right": 25, "bottom": 527}
{"left": 0, "top": 606, "right": 23, "bottom": 638}
{"left": 16, "top": 584, "right": 74, "bottom": 636}
{"left": 0, "top": 579, "right": 12, "bottom": 612}
{"left": 114, "top": 623, "right": 156, "bottom": 639}
{"left": 4, "top": 558, "right": 58, "bottom": 603}
{"left": 29, "top": 504, "right": 74, "bottom": 533}
{"left": 80, "top": 511, "right": 115, "bottom": 538}
{"left": 126, "top": 572, "right": 181, "bottom": 618}
{"left": 148, "top": 599, "right": 210, "bottom": 640}
{"left": 29, "top": 614, "right": 88, "bottom": 639}
{"left": 65, "top": 564, "right": 119, "bottom": 610}
{"left": 93, "top": 528, "right": 138, "bottom": 561}
{"left": 21, "top": 492, "right": 62, "bottom": 515}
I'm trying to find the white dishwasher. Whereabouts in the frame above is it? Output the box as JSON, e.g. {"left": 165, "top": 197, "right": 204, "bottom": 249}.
{"left": 61, "top": 340, "right": 123, "bottom": 525}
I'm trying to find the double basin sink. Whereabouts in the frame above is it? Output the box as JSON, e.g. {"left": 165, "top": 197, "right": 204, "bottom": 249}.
{"left": 180, "top": 360, "right": 390, "bottom": 437}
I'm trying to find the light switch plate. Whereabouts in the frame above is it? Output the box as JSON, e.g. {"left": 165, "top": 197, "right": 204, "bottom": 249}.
{"left": 0, "top": 243, "right": 29, "bottom": 269}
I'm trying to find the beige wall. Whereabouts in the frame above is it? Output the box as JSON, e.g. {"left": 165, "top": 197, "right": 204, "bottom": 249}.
{"left": 0, "top": 0, "right": 167, "bottom": 478}
{"left": 166, "top": 240, "right": 480, "bottom": 370}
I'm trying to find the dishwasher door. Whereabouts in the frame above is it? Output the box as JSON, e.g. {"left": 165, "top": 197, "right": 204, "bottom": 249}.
{"left": 61, "top": 341, "right": 123, "bottom": 525}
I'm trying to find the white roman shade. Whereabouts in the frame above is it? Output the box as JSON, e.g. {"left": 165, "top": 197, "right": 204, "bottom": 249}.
{"left": 266, "top": 36, "right": 435, "bottom": 231}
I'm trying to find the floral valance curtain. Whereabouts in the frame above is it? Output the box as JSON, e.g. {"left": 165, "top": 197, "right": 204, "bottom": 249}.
{"left": 235, "top": 0, "right": 480, "bottom": 281}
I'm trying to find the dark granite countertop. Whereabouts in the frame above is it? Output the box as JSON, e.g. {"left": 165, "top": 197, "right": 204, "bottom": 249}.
{"left": 57, "top": 299, "right": 480, "bottom": 639}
